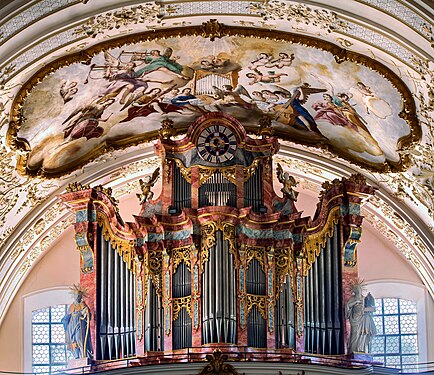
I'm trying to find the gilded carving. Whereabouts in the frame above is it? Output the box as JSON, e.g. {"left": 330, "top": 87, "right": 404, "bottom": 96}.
{"left": 66, "top": 181, "right": 90, "bottom": 192}
{"left": 245, "top": 245, "right": 265, "bottom": 271}
{"left": 199, "top": 167, "right": 217, "bottom": 187}
{"left": 200, "top": 19, "right": 225, "bottom": 41}
{"left": 199, "top": 349, "right": 240, "bottom": 375}
{"left": 159, "top": 118, "right": 176, "bottom": 139}
{"left": 148, "top": 249, "right": 163, "bottom": 294}
{"left": 172, "top": 296, "right": 192, "bottom": 320}
{"left": 246, "top": 294, "right": 267, "bottom": 320}
{"left": 173, "top": 159, "right": 192, "bottom": 183}
{"left": 172, "top": 245, "right": 192, "bottom": 272}
{"left": 274, "top": 246, "right": 293, "bottom": 296}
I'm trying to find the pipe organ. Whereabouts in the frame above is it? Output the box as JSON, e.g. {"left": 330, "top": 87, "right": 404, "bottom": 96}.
{"left": 61, "top": 112, "right": 375, "bottom": 362}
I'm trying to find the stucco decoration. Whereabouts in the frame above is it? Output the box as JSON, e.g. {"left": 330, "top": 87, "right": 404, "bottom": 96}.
{"left": 8, "top": 30, "right": 419, "bottom": 177}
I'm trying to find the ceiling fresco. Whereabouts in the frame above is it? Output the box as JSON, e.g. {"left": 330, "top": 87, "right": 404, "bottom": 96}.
{"left": 8, "top": 28, "right": 418, "bottom": 177}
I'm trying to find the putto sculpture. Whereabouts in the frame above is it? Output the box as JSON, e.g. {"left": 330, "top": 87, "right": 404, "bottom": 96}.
{"left": 345, "top": 280, "right": 377, "bottom": 354}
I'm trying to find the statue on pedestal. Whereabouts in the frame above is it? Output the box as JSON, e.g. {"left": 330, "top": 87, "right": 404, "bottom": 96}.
{"left": 62, "top": 285, "right": 93, "bottom": 359}
{"left": 345, "top": 281, "right": 377, "bottom": 354}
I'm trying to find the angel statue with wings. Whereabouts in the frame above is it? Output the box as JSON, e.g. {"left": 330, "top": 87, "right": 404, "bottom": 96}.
{"left": 276, "top": 163, "right": 299, "bottom": 202}
{"left": 137, "top": 167, "right": 160, "bottom": 204}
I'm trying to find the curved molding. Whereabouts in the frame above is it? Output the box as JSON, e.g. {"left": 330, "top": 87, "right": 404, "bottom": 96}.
{"left": 0, "top": 145, "right": 432, "bottom": 328}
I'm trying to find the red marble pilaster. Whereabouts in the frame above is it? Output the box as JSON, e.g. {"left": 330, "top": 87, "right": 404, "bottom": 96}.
{"left": 191, "top": 166, "right": 199, "bottom": 209}
{"left": 236, "top": 165, "right": 244, "bottom": 209}
{"left": 262, "top": 157, "right": 274, "bottom": 211}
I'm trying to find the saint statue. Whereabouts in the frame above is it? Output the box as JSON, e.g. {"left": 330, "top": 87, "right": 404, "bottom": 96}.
{"left": 345, "top": 281, "right": 377, "bottom": 354}
{"left": 61, "top": 285, "right": 93, "bottom": 359}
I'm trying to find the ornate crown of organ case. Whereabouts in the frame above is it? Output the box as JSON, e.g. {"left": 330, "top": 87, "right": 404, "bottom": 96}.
{"left": 61, "top": 112, "right": 375, "bottom": 361}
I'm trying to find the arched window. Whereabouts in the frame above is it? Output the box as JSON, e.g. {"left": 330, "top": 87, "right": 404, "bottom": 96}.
{"left": 24, "top": 288, "right": 73, "bottom": 374}
{"left": 31, "top": 304, "right": 72, "bottom": 373}
{"left": 371, "top": 298, "right": 419, "bottom": 372}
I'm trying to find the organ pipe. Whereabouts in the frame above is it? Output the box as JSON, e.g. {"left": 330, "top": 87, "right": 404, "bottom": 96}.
{"left": 96, "top": 227, "right": 136, "bottom": 360}
{"left": 172, "top": 262, "right": 192, "bottom": 350}
{"left": 199, "top": 171, "right": 236, "bottom": 208}
{"left": 173, "top": 165, "right": 191, "bottom": 211}
{"left": 244, "top": 164, "right": 263, "bottom": 212}
{"left": 276, "top": 274, "right": 295, "bottom": 349}
{"left": 202, "top": 230, "right": 237, "bottom": 344}
{"left": 303, "top": 223, "right": 344, "bottom": 355}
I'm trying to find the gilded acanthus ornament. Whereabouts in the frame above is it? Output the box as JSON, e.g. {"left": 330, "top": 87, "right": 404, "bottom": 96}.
{"left": 66, "top": 181, "right": 91, "bottom": 192}
{"left": 159, "top": 118, "right": 176, "bottom": 139}
{"left": 137, "top": 167, "right": 160, "bottom": 204}
{"left": 258, "top": 116, "right": 274, "bottom": 138}
{"left": 199, "top": 349, "right": 240, "bottom": 375}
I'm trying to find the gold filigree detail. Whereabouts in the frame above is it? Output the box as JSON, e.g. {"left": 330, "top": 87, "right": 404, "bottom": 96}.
{"left": 66, "top": 181, "right": 90, "bottom": 192}
{"left": 199, "top": 167, "right": 217, "bottom": 187}
{"left": 246, "top": 294, "right": 267, "bottom": 320}
{"left": 303, "top": 206, "right": 340, "bottom": 273}
{"left": 199, "top": 349, "right": 240, "bottom": 375}
{"left": 172, "top": 296, "right": 192, "bottom": 321}
{"left": 148, "top": 249, "right": 163, "bottom": 295}
{"left": 159, "top": 118, "right": 176, "bottom": 139}
{"left": 173, "top": 158, "right": 192, "bottom": 183}
{"left": 245, "top": 245, "right": 265, "bottom": 271}
{"left": 200, "top": 221, "right": 236, "bottom": 268}
{"left": 200, "top": 221, "right": 217, "bottom": 266}
{"left": 172, "top": 245, "right": 192, "bottom": 272}
{"left": 274, "top": 246, "right": 293, "bottom": 296}
{"left": 221, "top": 168, "right": 236, "bottom": 184}
{"left": 243, "top": 159, "right": 261, "bottom": 181}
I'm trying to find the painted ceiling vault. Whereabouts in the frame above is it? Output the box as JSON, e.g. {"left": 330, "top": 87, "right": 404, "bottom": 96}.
{"left": 0, "top": 0, "right": 433, "bottom": 325}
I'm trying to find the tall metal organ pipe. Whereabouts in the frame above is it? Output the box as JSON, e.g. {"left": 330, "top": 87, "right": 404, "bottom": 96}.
{"left": 173, "top": 165, "right": 192, "bottom": 211}
{"left": 199, "top": 171, "right": 236, "bottom": 208}
{"left": 172, "top": 262, "right": 192, "bottom": 349}
{"left": 303, "top": 224, "right": 343, "bottom": 354}
{"left": 244, "top": 164, "right": 263, "bottom": 212}
{"left": 246, "top": 259, "right": 266, "bottom": 347}
{"left": 275, "top": 274, "right": 295, "bottom": 349}
{"left": 96, "top": 227, "right": 136, "bottom": 360}
{"left": 202, "top": 230, "right": 237, "bottom": 344}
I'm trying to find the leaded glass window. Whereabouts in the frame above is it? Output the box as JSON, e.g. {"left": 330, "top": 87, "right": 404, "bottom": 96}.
{"left": 371, "top": 298, "right": 419, "bottom": 372}
{"left": 32, "top": 304, "right": 72, "bottom": 374}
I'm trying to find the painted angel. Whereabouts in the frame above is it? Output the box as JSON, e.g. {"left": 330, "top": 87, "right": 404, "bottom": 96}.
{"left": 136, "top": 167, "right": 160, "bottom": 204}
{"left": 60, "top": 80, "right": 78, "bottom": 103}
{"left": 211, "top": 84, "right": 253, "bottom": 109}
{"left": 272, "top": 83, "right": 326, "bottom": 133}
